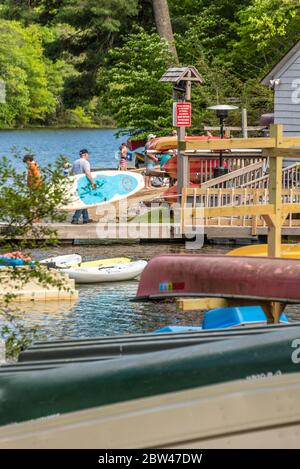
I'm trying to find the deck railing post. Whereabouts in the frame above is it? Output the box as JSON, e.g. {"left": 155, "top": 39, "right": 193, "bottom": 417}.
{"left": 267, "top": 124, "right": 283, "bottom": 257}
{"left": 177, "top": 126, "right": 188, "bottom": 196}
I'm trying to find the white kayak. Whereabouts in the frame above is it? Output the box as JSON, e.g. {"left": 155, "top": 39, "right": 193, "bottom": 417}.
{"left": 40, "top": 254, "right": 82, "bottom": 268}
{"left": 62, "top": 260, "right": 147, "bottom": 284}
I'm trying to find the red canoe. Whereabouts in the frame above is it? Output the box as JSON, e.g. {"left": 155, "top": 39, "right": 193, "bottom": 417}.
{"left": 136, "top": 254, "right": 300, "bottom": 303}
{"left": 126, "top": 138, "right": 146, "bottom": 151}
{"left": 164, "top": 155, "right": 226, "bottom": 182}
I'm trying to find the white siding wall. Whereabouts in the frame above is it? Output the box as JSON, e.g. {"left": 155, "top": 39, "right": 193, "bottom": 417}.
{"left": 275, "top": 53, "right": 300, "bottom": 136}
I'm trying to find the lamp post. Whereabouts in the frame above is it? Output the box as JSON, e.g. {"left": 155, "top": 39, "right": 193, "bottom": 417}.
{"left": 208, "top": 104, "right": 238, "bottom": 178}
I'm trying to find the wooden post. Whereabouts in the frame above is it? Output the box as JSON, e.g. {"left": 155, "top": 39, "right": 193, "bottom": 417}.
{"left": 177, "top": 126, "right": 187, "bottom": 196}
{"left": 177, "top": 72, "right": 191, "bottom": 197}
{"left": 251, "top": 190, "right": 258, "bottom": 236}
{"left": 267, "top": 124, "right": 283, "bottom": 257}
{"left": 242, "top": 108, "right": 248, "bottom": 139}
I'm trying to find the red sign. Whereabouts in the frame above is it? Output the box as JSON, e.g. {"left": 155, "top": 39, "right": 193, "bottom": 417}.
{"left": 174, "top": 102, "right": 191, "bottom": 127}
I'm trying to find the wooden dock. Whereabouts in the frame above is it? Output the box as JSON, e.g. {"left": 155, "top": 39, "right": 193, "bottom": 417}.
{"left": 0, "top": 268, "right": 78, "bottom": 302}
{"left": 8, "top": 220, "right": 300, "bottom": 243}
{"left": 2, "top": 178, "right": 300, "bottom": 243}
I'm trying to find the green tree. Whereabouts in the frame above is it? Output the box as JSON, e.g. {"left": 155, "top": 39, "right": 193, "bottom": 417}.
{"left": 0, "top": 20, "right": 65, "bottom": 127}
{"left": 103, "top": 28, "right": 174, "bottom": 134}
{"left": 169, "top": 0, "right": 251, "bottom": 61}
{"left": 232, "top": 0, "right": 300, "bottom": 75}
{"left": 0, "top": 0, "right": 296, "bottom": 129}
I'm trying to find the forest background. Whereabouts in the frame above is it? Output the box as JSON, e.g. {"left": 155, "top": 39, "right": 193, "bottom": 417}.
{"left": 0, "top": 0, "right": 298, "bottom": 134}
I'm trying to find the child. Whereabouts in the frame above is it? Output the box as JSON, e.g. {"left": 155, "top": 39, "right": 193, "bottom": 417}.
{"left": 118, "top": 143, "right": 128, "bottom": 171}
{"left": 23, "top": 154, "right": 42, "bottom": 189}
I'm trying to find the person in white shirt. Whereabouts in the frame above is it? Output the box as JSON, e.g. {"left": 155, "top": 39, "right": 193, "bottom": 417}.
{"left": 71, "top": 149, "right": 96, "bottom": 224}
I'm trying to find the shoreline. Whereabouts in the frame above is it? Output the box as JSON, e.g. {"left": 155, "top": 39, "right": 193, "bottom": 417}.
{"left": 0, "top": 125, "right": 117, "bottom": 131}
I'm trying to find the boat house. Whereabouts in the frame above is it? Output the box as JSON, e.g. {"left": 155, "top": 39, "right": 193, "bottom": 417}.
{"left": 261, "top": 39, "right": 300, "bottom": 136}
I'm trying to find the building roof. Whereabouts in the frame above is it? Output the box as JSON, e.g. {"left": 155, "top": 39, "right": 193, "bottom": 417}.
{"left": 261, "top": 39, "right": 300, "bottom": 86}
{"left": 160, "top": 66, "right": 204, "bottom": 84}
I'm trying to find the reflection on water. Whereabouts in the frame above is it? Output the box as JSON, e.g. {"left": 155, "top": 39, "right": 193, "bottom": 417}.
{"left": 5, "top": 242, "right": 300, "bottom": 341}
{"left": 16, "top": 280, "right": 206, "bottom": 341}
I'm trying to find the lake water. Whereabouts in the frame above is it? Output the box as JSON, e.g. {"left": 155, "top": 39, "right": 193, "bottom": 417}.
{"left": 21, "top": 243, "right": 223, "bottom": 341}
{"left": 10, "top": 242, "right": 300, "bottom": 342}
{"left": 0, "top": 128, "right": 126, "bottom": 171}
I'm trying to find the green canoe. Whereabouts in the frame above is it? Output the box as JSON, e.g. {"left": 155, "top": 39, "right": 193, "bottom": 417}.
{"left": 0, "top": 326, "right": 300, "bottom": 427}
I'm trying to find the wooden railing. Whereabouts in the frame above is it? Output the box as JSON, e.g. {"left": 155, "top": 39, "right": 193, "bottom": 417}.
{"left": 201, "top": 160, "right": 265, "bottom": 189}
{"left": 187, "top": 153, "right": 264, "bottom": 184}
{"left": 200, "top": 160, "right": 300, "bottom": 190}
{"left": 181, "top": 187, "right": 300, "bottom": 234}
{"left": 180, "top": 125, "right": 300, "bottom": 257}
{"left": 241, "top": 162, "right": 300, "bottom": 189}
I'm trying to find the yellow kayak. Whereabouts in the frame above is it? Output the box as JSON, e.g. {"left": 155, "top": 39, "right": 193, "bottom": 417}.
{"left": 74, "top": 257, "right": 131, "bottom": 268}
{"left": 227, "top": 244, "right": 300, "bottom": 259}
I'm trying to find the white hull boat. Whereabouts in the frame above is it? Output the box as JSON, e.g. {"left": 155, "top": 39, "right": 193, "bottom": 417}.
{"left": 62, "top": 260, "right": 147, "bottom": 284}
{"left": 40, "top": 254, "right": 82, "bottom": 268}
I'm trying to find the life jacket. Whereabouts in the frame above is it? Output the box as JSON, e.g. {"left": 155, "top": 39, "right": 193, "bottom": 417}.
{"left": 27, "top": 161, "right": 42, "bottom": 188}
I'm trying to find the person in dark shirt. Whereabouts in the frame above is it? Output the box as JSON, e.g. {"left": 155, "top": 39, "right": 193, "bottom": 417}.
{"left": 71, "top": 149, "right": 96, "bottom": 224}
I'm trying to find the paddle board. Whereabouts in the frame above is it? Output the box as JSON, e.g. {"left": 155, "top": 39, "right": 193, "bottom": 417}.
{"left": 227, "top": 244, "right": 300, "bottom": 259}
{"left": 64, "top": 171, "right": 144, "bottom": 210}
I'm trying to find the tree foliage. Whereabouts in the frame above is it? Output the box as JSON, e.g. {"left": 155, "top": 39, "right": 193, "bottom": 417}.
{"left": 0, "top": 0, "right": 298, "bottom": 128}
{"left": 103, "top": 28, "right": 174, "bottom": 134}
{"left": 0, "top": 19, "right": 66, "bottom": 127}
{"left": 232, "top": 0, "right": 300, "bottom": 74}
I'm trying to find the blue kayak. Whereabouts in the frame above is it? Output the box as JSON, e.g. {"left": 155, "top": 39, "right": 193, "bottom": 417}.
{"left": 153, "top": 306, "right": 289, "bottom": 333}
{"left": 0, "top": 256, "right": 28, "bottom": 267}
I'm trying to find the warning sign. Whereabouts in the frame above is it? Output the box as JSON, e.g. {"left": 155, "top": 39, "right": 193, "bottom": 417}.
{"left": 173, "top": 102, "right": 191, "bottom": 127}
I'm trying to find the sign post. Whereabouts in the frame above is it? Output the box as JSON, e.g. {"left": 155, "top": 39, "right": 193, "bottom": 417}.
{"left": 174, "top": 102, "right": 192, "bottom": 196}
{"left": 159, "top": 67, "right": 204, "bottom": 198}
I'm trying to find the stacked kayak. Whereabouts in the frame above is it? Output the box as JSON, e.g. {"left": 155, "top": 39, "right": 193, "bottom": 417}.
{"left": 0, "top": 253, "right": 82, "bottom": 269}
{"left": 3, "top": 252, "right": 144, "bottom": 283}
{"left": 0, "top": 325, "right": 300, "bottom": 427}
{"left": 0, "top": 256, "right": 31, "bottom": 267}
{"left": 153, "top": 306, "right": 289, "bottom": 333}
{"left": 41, "top": 255, "right": 130, "bottom": 269}
{"left": 163, "top": 155, "right": 226, "bottom": 182}
{"left": 62, "top": 260, "right": 147, "bottom": 283}
{"left": 40, "top": 254, "right": 82, "bottom": 268}
{"left": 77, "top": 257, "right": 130, "bottom": 268}
{"left": 148, "top": 135, "right": 221, "bottom": 152}
{"left": 135, "top": 254, "right": 300, "bottom": 302}
{"left": 228, "top": 243, "right": 300, "bottom": 259}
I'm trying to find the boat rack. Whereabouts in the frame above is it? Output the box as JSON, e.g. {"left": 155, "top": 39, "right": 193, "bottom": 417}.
{"left": 1, "top": 326, "right": 300, "bottom": 428}
{"left": 1, "top": 322, "right": 299, "bottom": 373}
